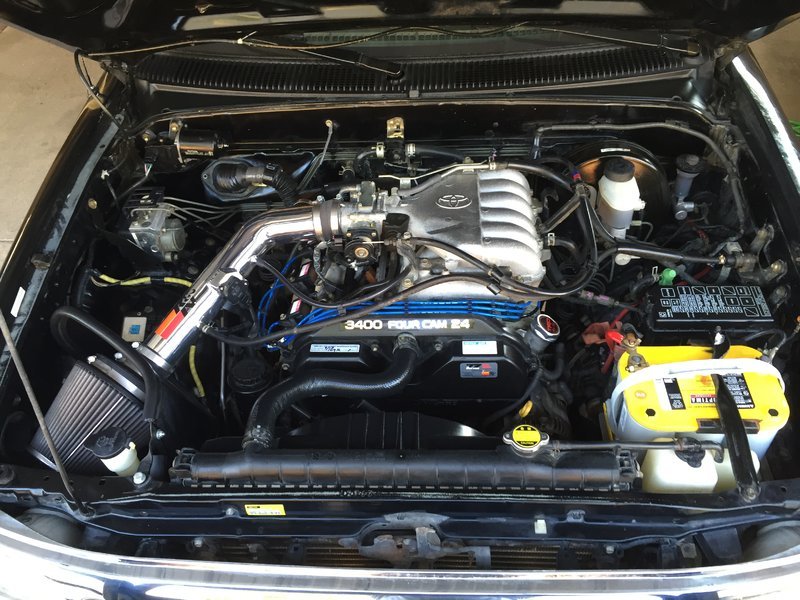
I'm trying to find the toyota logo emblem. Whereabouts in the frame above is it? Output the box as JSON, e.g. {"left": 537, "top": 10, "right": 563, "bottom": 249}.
{"left": 436, "top": 194, "right": 472, "bottom": 209}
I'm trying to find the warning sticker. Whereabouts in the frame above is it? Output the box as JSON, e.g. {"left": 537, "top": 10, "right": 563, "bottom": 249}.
{"left": 663, "top": 378, "right": 686, "bottom": 410}
{"left": 310, "top": 343, "right": 360, "bottom": 353}
{"left": 659, "top": 374, "right": 755, "bottom": 410}
{"left": 511, "top": 425, "right": 543, "bottom": 448}
{"left": 244, "top": 504, "right": 286, "bottom": 517}
{"left": 720, "top": 374, "right": 756, "bottom": 409}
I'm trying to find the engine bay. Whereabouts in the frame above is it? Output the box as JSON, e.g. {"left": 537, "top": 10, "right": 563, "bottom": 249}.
{"left": 2, "top": 99, "right": 800, "bottom": 565}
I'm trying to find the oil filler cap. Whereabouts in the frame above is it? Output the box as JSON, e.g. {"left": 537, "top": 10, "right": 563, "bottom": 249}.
{"left": 504, "top": 424, "right": 550, "bottom": 457}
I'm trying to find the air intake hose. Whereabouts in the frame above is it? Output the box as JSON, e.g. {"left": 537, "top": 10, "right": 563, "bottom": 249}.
{"left": 244, "top": 334, "right": 420, "bottom": 450}
{"left": 210, "top": 160, "right": 299, "bottom": 207}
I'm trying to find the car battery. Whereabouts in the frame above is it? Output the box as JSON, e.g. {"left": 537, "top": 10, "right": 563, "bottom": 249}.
{"left": 605, "top": 345, "right": 788, "bottom": 459}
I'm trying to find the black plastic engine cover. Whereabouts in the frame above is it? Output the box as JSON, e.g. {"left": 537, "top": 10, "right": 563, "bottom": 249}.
{"left": 286, "top": 314, "right": 530, "bottom": 401}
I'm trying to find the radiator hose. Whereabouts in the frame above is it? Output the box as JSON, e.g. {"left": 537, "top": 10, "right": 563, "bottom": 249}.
{"left": 243, "top": 334, "right": 420, "bottom": 450}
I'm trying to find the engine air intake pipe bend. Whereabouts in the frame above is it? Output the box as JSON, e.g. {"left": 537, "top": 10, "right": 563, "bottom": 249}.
{"left": 243, "top": 334, "right": 420, "bottom": 451}
{"left": 211, "top": 161, "right": 299, "bottom": 207}
{"left": 138, "top": 204, "right": 334, "bottom": 372}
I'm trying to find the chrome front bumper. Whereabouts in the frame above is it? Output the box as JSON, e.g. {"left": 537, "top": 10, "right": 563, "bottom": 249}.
{"left": 0, "top": 511, "right": 799, "bottom": 599}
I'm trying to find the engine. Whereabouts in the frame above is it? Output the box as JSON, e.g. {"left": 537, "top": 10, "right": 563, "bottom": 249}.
{"left": 30, "top": 113, "right": 798, "bottom": 499}
{"left": 336, "top": 167, "right": 546, "bottom": 297}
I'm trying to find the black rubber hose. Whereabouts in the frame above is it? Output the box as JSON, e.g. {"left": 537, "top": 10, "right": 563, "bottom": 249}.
{"left": 264, "top": 163, "right": 300, "bottom": 207}
{"left": 502, "top": 161, "right": 575, "bottom": 192}
{"left": 50, "top": 306, "right": 162, "bottom": 422}
{"left": 740, "top": 328, "right": 788, "bottom": 346}
{"left": 243, "top": 334, "right": 420, "bottom": 450}
{"left": 355, "top": 149, "right": 377, "bottom": 178}
{"left": 480, "top": 344, "right": 565, "bottom": 430}
{"left": 212, "top": 162, "right": 299, "bottom": 207}
{"left": 553, "top": 237, "right": 581, "bottom": 262}
{"left": 614, "top": 242, "right": 721, "bottom": 265}
{"left": 413, "top": 145, "right": 465, "bottom": 162}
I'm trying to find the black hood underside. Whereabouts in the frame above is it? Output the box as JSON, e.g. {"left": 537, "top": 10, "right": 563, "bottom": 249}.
{"left": 0, "top": 0, "right": 798, "bottom": 58}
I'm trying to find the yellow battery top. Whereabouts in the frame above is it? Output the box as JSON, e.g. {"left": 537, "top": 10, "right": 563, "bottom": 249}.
{"left": 614, "top": 345, "right": 789, "bottom": 437}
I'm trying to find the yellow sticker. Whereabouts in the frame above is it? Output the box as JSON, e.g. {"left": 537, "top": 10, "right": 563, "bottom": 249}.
{"left": 511, "top": 424, "right": 542, "bottom": 448}
{"left": 244, "top": 504, "right": 286, "bottom": 516}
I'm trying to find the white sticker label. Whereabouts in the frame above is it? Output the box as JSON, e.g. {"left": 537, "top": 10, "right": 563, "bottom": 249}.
{"left": 10, "top": 287, "right": 25, "bottom": 318}
{"left": 461, "top": 340, "right": 498, "bottom": 355}
{"left": 310, "top": 343, "right": 360, "bottom": 354}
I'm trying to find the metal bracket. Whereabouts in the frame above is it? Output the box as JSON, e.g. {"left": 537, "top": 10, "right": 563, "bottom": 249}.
{"left": 386, "top": 116, "right": 405, "bottom": 139}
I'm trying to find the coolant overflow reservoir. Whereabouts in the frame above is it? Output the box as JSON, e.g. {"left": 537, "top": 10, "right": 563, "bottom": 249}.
{"left": 597, "top": 158, "right": 645, "bottom": 239}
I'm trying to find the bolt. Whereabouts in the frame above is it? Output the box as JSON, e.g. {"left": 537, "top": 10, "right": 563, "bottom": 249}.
{"left": 605, "top": 544, "right": 615, "bottom": 555}
{"left": 281, "top": 363, "right": 290, "bottom": 371}
{"left": 155, "top": 429, "right": 166, "bottom": 440}
{"left": 87, "top": 198, "right": 98, "bottom": 210}
{"left": 371, "top": 343, "right": 380, "bottom": 352}
{"left": 192, "top": 537, "right": 204, "bottom": 548}
{"left": 132, "top": 472, "right": 147, "bottom": 485}
{"left": 113, "top": 352, "right": 123, "bottom": 361}
{"left": 87, "top": 355, "right": 97, "bottom": 365}
{"left": 402, "top": 278, "right": 413, "bottom": 288}
{"left": 741, "top": 485, "right": 759, "bottom": 502}
{"left": 434, "top": 342, "right": 444, "bottom": 352}
{"left": 354, "top": 247, "right": 370, "bottom": 260}
{"left": 225, "top": 507, "right": 238, "bottom": 517}
{"left": 131, "top": 342, "right": 140, "bottom": 349}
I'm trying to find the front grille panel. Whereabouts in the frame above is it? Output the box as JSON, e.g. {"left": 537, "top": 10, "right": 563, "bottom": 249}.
{"left": 134, "top": 46, "right": 685, "bottom": 96}
{"left": 188, "top": 539, "right": 598, "bottom": 569}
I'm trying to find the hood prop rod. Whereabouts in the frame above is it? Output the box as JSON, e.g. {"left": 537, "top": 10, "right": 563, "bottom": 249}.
{"left": 712, "top": 328, "right": 760, "bottom": 502}
{"left": 0, "top": 311, "right": 91, "bottom": 515}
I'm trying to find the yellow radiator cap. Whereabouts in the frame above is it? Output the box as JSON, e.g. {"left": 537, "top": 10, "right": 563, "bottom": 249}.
{"left": 512, "top": 424, "right": 543, "bottom": 448}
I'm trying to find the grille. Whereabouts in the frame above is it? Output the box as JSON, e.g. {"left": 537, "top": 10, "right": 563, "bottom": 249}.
{"left": 134, "top": 46, "right": 685, "bottom": 96}
{"left": 188, "top": 539, "right": 598, "bottom": 569}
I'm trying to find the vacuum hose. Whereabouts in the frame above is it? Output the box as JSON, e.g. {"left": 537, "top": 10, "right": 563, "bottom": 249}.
{"left": 243, "top": 334, "right": 420, "bottom": 450}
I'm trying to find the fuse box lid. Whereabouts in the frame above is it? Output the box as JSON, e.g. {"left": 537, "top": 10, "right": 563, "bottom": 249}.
{"left": 647, "top": 285, "right": 773, "bottom": 333}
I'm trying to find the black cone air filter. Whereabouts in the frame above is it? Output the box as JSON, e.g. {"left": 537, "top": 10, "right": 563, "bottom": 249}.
{"left": 29, "top": 357, "right": 150, "bottom": 475}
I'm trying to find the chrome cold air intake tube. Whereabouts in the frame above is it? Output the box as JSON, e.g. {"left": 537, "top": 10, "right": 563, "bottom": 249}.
{"left": 138, "top": 203, "right": 337, "bottom": 371}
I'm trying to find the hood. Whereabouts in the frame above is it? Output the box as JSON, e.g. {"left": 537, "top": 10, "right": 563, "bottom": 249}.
{"left": 0, "top": 0, "right": 798, "bottom": 58}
